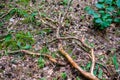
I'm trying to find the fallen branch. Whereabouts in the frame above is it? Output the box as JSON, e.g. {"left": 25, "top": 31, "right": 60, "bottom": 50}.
{"left": 58, "top": 44, "right": 99, "bottom": 80}
{"left": 45, "top": 36, "right": 91, "bottom": 50}
{"left": 6, "top": 50, "right": 66, "bottom": 66}
{"left": 90, "top": 49, "right": 95, "bottom": 75}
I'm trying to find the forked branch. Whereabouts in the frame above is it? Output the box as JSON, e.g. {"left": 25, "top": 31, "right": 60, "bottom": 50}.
{"left": 58, "top": 44, "right": 99, "bottom": 80}
{"left": 7, "top": 50, "right": 65, "bottom": 66}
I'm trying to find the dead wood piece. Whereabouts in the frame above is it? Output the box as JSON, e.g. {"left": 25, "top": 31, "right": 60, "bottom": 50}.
{"left": 58, "top": 44, "right": 99, "bottom": 80}
{"left": 90, "top": 49, "right": 95, "bottom": 75}
{"left": 7, "top": 50, "right": 66, "bottom": 66}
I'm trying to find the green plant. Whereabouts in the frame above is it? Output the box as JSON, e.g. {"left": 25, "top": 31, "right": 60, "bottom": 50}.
{"left": 85, "top": 61, "right": 92, "bottom": 71}
{"left": 40, "top": 77, "right": 46, "bottom": 80}
{"left": 76, "top": 76, "right": 81, "bottom": 80}
{"left": 112, "top": 54, "right": 119, "bottom": 70}
{"left": 52, "top": 78, "right": 57, "bottom": 80}
{"left": 1, "top": 31, "right": 34, "bottom": 50}
{"left": 38, "top": 57, "right": 45, "bottom": 68}
{"left": 85, "top": 0, "right": 120, "bottom": 30}
{"left": 61, "top": 72, "right": 67, "bottom": 79}
{"left": 60, "top": 0, "right": 69, "bottom": 6}
{"left": 39, "top": 46, "right": 50, "bottom": 54}
{"left": 98, "top": 68, "right": 103, "bottom": 79}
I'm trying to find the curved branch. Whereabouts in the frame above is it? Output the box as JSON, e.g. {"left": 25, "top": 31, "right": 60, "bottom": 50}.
{"left": 58, "top": 44, "right": 99, "bottom": 80}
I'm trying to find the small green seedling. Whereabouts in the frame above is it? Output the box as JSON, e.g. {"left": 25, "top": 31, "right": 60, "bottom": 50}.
{"left": 112, "top": 54, "right": 119, "bottom": 70}
{"left": 1, "top": 31, "right": 34, "bottom": 50}
{"left": 61, "top": 72, "right": 67, "bottom": 79}
{"left": 38, "top": 57, "right": 45, "bottom": 68}
{"left": 60, "top": 0, "right": 69, "bottom": 6}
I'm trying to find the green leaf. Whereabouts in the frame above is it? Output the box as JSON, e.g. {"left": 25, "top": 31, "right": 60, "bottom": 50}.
{"left": 114, "top": 18, "right": 120, "bottom": 22}
{"left": 101, "top": 21, "right": 111, "bottom": 28}
{"left": 106, "top": 18, "right": 112, "bottom": 23}
{"left": 88, "top": 9, "right": 95, "bottom": 15}
{"left": 38, "top": 57, "right": 45, "bottom": 68}
{"left": 0, "top": 22, "right": 3, "bottom": 27}
{"left": 22, "top": 44, "right": 31, "bottom": 49}
{"left": 76, "top": 76, "right": 81, "bottom": 80}
{"left": 86, "top": 61, "right": 91, "bottom": 71}
{"left": 102, "top": 13, "right": 111, "bottom": 19}
{"left": 27, "top": 32, "right": 32, "bottom": 37}
{"left": 40, "top": 46, "right": 49, "bottom": 54}
{"left": 105, "top": 0, "right": 113, "bottom": 5}
{"left": 94, "top": 64, "right": 99, "bottom": 75}
{"left": 112, "top": 54, "right": 119, "bottom": 70}
{"left": 106, "top": 6, "right": 115, "bottom": 11}
{"left": 98, "top": 68, "right": 103, "bottom": 78}
{"left": 84, "top": 6, "right": 95, "bottom": 15}
{"left": 98, "top": 10, "right": 105, "bottom": 14}
{"left": 60, "top": 0, "right": 69, "bottom": 6}
{"left": 117, "top": 10, "right": 120, "bottom": 15}
{"left": 95, "top": 18, "right": 103, "bottom": 23}
{"left": 61, "top": 72, "right": 67, "bottom": 79}
{"left": 98, "top": 0, "right": 105, "bottom": 2}
{"left": 116, "top": 0, "right": 120, "bottom": 8}
{"left": 5, "top": 34, "right": 12, "bottom": 41}
{"left": 17, "top": 41, "right": 21, "bottom": 48}
{"left": 84, "top": 6, "right": 91, "bottom": 11}
{"left": 42, "top": 28, "right": 52, "bottom": 34}
{"left": 93, "top": 13, "right": 100, "bottom": 18}
{"left": 95, "top": 3, "right": 105, "bottom": 9}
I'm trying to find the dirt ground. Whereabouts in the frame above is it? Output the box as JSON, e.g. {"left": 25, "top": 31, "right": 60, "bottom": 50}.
{"left": 0, "top": 0, "right": 120, "bottom": 80}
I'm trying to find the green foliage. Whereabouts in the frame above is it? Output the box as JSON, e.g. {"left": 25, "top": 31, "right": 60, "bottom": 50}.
{"left": 40, "top": 77, "right": 46, "bottom": 80}
{"left": 61, "top": 72, "right": 67, "bottom": 79}
{"left": 93, "top": 64, "right": 99, "bottom": 75}
{"left": 85, "top": 0, "right": 120, "bottom": 30}
{"left": 39, "top": 28, "right": 52, "bottom": 36}
{"left": 60, "top": 0, "right": 69, "bottom": 6}
{"left": 17, "top": 0, "right": 30, "bottom": 6}
{"left": 38, "top": 57, "right": 45, "bottom": 68}
{"left": 39, "top": 46, "right": 50, "bottom": 54}
{"left": 76, "top": 76, "right": 81, "bottom": 80}
{"left": 0, "top": 2, "right": 38, "bottom": 26}
{"left": 112, "top": 54, "right": 119, "bottom": 70}
{"left": 86, "top": 61, "right": 92, "bottom": 71}
{"left": 0, "top": 31, "right": 34, "bottom": 50}
{"left": 98, "top": 68, "right": 103, "bottom": 79}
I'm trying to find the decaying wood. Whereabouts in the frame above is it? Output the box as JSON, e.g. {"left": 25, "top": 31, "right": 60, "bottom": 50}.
{"left": 58, "top": 44, "right": 99, "bottom": 80}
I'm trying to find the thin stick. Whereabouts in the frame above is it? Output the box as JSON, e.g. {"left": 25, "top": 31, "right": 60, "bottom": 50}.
{"left": 58, "top": 44, "right": 99, "bottom": 80}
{"left": 90, "top": 49, "right": 95, "bottom": 75}
{"left": 45, "top": 36, "right": 91, "bottom": 50}
{"left": 7, "top": 50, "right": 65, "bottom": 66}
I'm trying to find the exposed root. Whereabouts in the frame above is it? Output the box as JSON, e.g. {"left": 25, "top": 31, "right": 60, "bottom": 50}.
{"left": 58, "top": 44, "right": 99, "bottom": 80}
{"left": 6, "top": 50, "right": 66, "bottom": 66}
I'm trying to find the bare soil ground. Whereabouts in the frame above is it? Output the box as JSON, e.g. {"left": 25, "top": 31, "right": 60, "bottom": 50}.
{"left": 0, "top": 0, "right": 120, "bottom": 80}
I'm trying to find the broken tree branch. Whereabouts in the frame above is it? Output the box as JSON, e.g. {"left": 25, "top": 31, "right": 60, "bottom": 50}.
{"left": 6, "top": 50, "right": 66, "bottom": 66}
{"left": 90, "top": 49, "right": 95, "bottom": 75}
{"left": 45, "top": 36, "right": 91, "bottom": 50}
{"left": 58, "top": 44, "right": 99, "bottom": 80}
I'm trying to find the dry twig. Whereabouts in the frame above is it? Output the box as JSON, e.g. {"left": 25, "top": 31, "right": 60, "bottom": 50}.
{"left": 7, "top": 50, "right": 66, "bottom": 66}
{"left": 45, "top": 36, "right": 91, "bottom": 50}
{"left": 90, "top": 49, "right": 95, "bottom": 75}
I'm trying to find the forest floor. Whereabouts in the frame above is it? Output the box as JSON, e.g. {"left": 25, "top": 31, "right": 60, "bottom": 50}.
{"left": 0, "top": 0, "right": 120, "bottom": 80}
